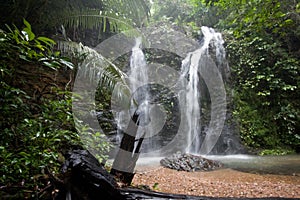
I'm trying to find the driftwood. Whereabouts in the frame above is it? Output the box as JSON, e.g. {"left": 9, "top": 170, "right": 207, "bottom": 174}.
{"left": 59, "top": 150, "right": 296, "bottom": 200}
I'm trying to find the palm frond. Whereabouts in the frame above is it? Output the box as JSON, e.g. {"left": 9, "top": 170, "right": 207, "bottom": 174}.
{"left": 104, "top": 0, "right": 151, "bottom": 27}
{"left": 58, "top": 41, "right": 128, "bottom": 91}
{"left": 59, "top": 0, "right": 150, "bottom": 33}
{"left": 59, "top": 9, "right": 135, "bottom": 32}
{"left": 0, "top": 0, "right": 150, "bottom": 37}
{"left": 58, "top": 40, "right": 132, "bottom": 109}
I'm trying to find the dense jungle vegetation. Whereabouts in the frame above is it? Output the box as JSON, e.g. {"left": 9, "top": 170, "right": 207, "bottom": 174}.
{"left": 0, "top": 0, "right": 299, "bottom": 198}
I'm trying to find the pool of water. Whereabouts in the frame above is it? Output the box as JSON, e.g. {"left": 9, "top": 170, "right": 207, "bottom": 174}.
{"left": 204, "top": 154, "right": 300, "bottom": 175}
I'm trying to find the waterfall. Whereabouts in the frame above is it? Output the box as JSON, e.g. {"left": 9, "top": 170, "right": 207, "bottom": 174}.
{"left": 113, "top": 27, "right": 239, "bottom": 156}
{"left": 129, "top": 37, "right": 151, "bottom": 145}
{"left": 180, "top": 26, "right": 227, "bottom": 154}
{"left": 181, "top": 51, "right": 201, "bottom": 153}
{"left": 115, "top": 37, "right": 154, "bottom": 153}
{"left": 129, "top": 37, "right": 150, "bottom": 127}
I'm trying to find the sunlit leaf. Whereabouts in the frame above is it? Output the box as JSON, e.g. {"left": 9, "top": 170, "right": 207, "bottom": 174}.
{"left": 37, "top": 36, "right": 56, "bottom": 46}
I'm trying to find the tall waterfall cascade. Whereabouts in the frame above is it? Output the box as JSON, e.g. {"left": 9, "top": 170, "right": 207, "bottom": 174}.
{"left": 180, "top": 26, "right": 229, "bottom": 154}
{"left": 115, "top": 37, "right": 154, "bottom": 153}
{"left": 113, "top": 27, "right": 244, "bottom": 156}
{"left": 129, "top": 37, "right": 152, "bottom": 152}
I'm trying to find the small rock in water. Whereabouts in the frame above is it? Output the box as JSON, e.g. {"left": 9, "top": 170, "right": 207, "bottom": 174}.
{"left": 160, "top": 152, "right": 223, "bottom": 172}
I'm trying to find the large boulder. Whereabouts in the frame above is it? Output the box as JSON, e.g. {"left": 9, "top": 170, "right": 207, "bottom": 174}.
{"left": 160, "top": 152, "right": 223, "bottom": 172}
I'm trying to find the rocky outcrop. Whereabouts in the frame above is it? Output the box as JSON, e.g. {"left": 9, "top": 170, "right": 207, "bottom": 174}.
{"left": 160, "top": 152, "right": 223, "bottom": 172}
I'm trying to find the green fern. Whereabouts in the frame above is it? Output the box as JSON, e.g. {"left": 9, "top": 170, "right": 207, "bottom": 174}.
{"left": 104, "top": 0, "right": 150, "bottom": 27}
{"left": 58, "top": 41, "right": 128, "bottom": 90}
{"left": 59, "top": 9, "right": 135, "bottom": 33}
{"left": 59, "top": 0, "right": 151, "bottom": 32}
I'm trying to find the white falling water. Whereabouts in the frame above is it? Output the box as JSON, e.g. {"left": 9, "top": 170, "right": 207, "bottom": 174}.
{"left": 115, "top": 37, "right": 152, "bottom": 153}
{"left": 129, "top": 37, "right": 148, "bottom": 95}
{"left": 181, "top": 26, "right": 227, "bottom": 154}
{"left": 129, "top": 37, "right": 150, "bottom": 135}
{"left": 114, "top": 28, "right": 227, "bottom": 155}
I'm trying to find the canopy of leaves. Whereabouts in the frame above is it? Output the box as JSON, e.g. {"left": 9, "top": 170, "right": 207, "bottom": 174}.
{"left": 0, "top": 0, "right": 150, "bottom": 33}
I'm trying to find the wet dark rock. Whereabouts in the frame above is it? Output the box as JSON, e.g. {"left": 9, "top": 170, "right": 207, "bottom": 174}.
{"left": 208, "top": 112, "right": 248, "bottom": 155}
{"left": 160, "top": 152, "right": 223, "bottom": 172}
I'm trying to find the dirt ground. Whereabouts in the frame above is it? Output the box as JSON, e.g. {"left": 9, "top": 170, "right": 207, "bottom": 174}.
{"left": 132, "top": 166, "right": 300, "bottom": 198}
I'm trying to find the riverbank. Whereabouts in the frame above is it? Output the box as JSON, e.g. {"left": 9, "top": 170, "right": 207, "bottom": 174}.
{"left": 132, "top": 167, "right": 300, "bottom": 198}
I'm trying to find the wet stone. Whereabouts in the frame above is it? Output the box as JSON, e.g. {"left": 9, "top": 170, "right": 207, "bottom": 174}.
{"left": 160, "top": 152, "right": 223, "bottom": 172}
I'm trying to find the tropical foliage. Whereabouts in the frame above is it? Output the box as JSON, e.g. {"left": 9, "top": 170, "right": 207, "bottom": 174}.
{"left": 0, "top": 20, "right": 111, "bottom": 198}
{"left": 206, "top": 0, "right": 300, "bottom": 152}
{"left": 0, "top": 20, "right": 74, "bottom": 197}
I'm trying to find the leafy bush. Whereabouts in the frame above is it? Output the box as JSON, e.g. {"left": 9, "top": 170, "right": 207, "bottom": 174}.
{"left": 213, "top": 0, "right": 300, "bottom": 153}
{"left": 0, "top": 95, "right": 80, "bottom": 183}
{"left": 0, "top": 20, "right": 110, "bottom": 198}
{"left": 259, "top": 148, "right": 295, "bottom": 156}
{"left": 233, "top": 92, "right": 279, "bottom": 149}
{"left": 78, "top": 124, "right": 111, "bottom": 162}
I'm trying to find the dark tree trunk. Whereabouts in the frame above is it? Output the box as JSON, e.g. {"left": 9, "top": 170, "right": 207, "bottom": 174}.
{"left": 110, "top": 111, "right": 145, "bottom": 185}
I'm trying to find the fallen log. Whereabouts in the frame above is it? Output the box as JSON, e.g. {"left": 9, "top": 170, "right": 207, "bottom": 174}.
{"left": 60, "top": 149, "right": 123, "bottom": 200}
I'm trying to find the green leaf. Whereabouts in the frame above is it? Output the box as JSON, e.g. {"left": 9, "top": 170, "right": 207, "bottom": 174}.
{"left": 19, "top": 151, "right": 30, "bottom": 157}
{"left": 35, "top": 44, "right": 45, "bottom": 51}
{"left": 54, "top": 51, "right": 60, "bottom": 56}
{"left": 19, "top": 54, "right": 31, "bottom": 62}
{"left": 58, "top": 59, "right": 74, "bottom": 69}
{"left": 42, "top": 61, "right": 58, "bottom": 70}
{"left": 37, "top": 36, "right": 56, "bottom": 46}
{"left": 22, "top": 19, "right": 35, "bottom": 41}
{"left": 283, "top": 19, "right": 293, "bottom": 26}
{"left": 23, "top": 19, "right": 31, "bottom": 30}
{"left": 296, "top": 3, "right": 300, "bottom": 13}
{"left": 23, "top": 28, "right": 35, "bottom": 41}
